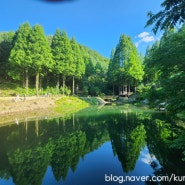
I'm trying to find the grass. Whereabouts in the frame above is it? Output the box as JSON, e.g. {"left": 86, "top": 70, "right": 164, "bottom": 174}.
{"left": 0, "top": 82, "right": 36, "bottom": 96}
{"left": 55, "top": 96, "right": 90, "bottom": 115}
{"left": 177, "top": 111, "right": 185, "bottom": 120}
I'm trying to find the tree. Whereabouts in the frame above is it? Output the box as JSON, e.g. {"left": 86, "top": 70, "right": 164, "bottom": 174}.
{"left": 95, "top": 62, "right": 104, "bottom": 76}
{"left": 110, "top": 34, "right": 144, "bottom": 95}
{"left": 9, "top": 22, "right": 32, "bottom": 94}
{"left": 143, "top": 43, "right": 160, "bottom": 85}
{"left": 70, "top": 37, "right": 85, "bottom": 95}
{"left": 0, "top": 31, "right": 14, "bottom": 82}
{"left": 51, "top": 29, "right": 64, "bottom": 92}
{"left": 145, "top": 0, "right": 185, "bottom": 34}
{"left": 29, "top": 24, "right": 53, "bottom": 96}
{"left": 56, "top": 30, "right": 73, "bottom": 95}
{"left": 157, "top": 27, "right": 185, "bottom": 112}
{"left": 83, "top": 58, "right": 95, "bottom": 95}
{"left": 143, "top": 26, "right": 185, "bottom": 113}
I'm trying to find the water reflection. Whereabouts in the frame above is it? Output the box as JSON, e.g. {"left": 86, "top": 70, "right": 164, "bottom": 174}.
{"left": 0, "top": 106, "right": 184, "bottom": 185}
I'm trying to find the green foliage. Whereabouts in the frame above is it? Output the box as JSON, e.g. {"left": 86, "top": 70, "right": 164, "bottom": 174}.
{"left": 79, "top": 44, "right": 109, "bottom": 72}
{"left": 45, "top": 86, "right": 59, "bottom": 95}
{"left": 60, "top": 86, "right": 71, "bottom": 96}
{"left": 70, "top": 37, "right": 85, "bottom": 94}
{"left": 70, "top": 37, "right": 85, "bottom": 79}
{"left": 0, "top": 31, "right": 14, "bottom": 82}
{"left": 170, "top": 132, "right": 185, "bottom": 161}
{"left": 89, "top": 86, "right": 101, "bottom": 96}
{"left": 0, "top": 21, "right": 111, "bottom": 96}
{"left": 81, "top": 56, "right": 107, "bottom": 96}
{"left": 60, "top": 30, "right": 74, "bottom": 78}
{"left": 107, "top": 48, "right": 116, "bottom": 86}
{"left": 107, "top": 34, "right": 144, "bottom": 95}
{"left": 145, "top": 0, "right": 185, "bottom": 34}
{"left": 51, "top": 29, "right": 64, "bottom": 78}
{"left": 9, "top": 22, "right": 32, "bottom": 92}
{"left": 29, "top": 24, "right": 54, "bottom": 73}
{"left": 51, "top": 29, "right": 75, "bottom": 90}
{"left": 29, "top": 24, "right": 54, "bottom": 95}
{"left": 1, "top": 105, "right": 185, "bottom": 183}
{"left": 147, "top": 86, "right": 166, "bottom": 103}
{"left": 143, "top": 26, "right": 185, "bottom": 113}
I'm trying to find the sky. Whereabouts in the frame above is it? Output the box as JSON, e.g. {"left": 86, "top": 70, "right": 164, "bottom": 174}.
{"left": 1, "top": 0, "right": 163, "bottom": 58}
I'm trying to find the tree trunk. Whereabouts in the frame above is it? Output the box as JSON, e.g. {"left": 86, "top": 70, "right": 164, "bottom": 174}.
{"left": 113, "top": 85, "right": 115, "bottom": 96}
{"left": 128, "top": 81, "right": 130, "bottom": 96}
{"left": 134, "top": 80, "right": 137, "bottom": 93}
{"left": 62, "top": 76, "right": 66, "bottom": 96}
{"left": 72, "top": 76, "right": 75, "bottom": 95}
{"left": 25, "top": 69, "right": 29, "bottom": 95}
{"left": 36, "top": 72, "right": 39, "bottom": 96}
{"left": 39, "top": 77, "right": 42, "bottom": 92}
{"left": 35, "top": 118, "right": 39, "bottom": 137}
{"left": 73, "top": 114, "right": 75, "bottom": 128}
{"left": 56, "top": 75, "right": 60, "bottom": 94}
{"left": 124, "top": 85, "right": 127, "bottom": 92}
{"left": 22, "top": 70, "right": 25, "bottom": 89}
{"left": 76, "top": 84, "right": 79, "bottom": 95}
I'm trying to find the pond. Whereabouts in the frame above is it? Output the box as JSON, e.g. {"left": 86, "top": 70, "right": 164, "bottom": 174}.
{"left": 0, "top": 105, "right": 185, "bottom": 185}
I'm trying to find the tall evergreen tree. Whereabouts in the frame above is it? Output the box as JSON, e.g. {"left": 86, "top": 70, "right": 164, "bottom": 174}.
{"left": 143, "top": 26, "right": 185, "bottom": 113}
{"left": 70, "top": 37, "right": 85, "bottom": 95}
{"left": 51, "top": 29, "right": 64, "bottom": 91}
{"left": 143, "top": 42, "right": 160, "bottom": 85}
{"left": 29, "top": 24, "right": 53, "bottom": 96}
{"left": 0, "top": 31, "right": 14, "bottom": 82}
{"left": 107, "top": 48, "right": 116, "bottom": 95}
{"left": 111, "top": 34, "right": 144, "bottom": 95}
{"left": 58, "top": 30, "right": 73, "bottom": 94}
{"left": 9, "top": 22, "right": 32, "bottom": 94}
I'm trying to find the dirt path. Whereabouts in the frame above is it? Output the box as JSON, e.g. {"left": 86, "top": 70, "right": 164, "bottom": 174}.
{"left": 0, "top": 96, "right": 61, "bottom": 126}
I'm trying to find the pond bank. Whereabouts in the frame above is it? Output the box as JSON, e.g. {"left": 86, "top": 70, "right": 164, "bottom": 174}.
{"left": 0, "top": 96, "right": 89, "bottom": 126}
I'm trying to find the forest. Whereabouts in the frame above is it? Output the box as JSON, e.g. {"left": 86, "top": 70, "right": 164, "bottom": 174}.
{"left": 0, "top": 22, "right": 144, "bottom": 97}
{"left": 0, "top": 23, "right": 109, "bottom": 97}
{"left": 0, "top": 16, "right": 185, "bottom": 115}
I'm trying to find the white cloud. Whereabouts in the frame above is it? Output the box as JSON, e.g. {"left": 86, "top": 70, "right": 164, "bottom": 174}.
{"left": 140, "top": 153, "right": 155, "bottom": 165}
{"left": 135, "top": 32, "right": 155, "bottom": 47}
{"left": 141, "top": 35, "right": 155, "bottom": 43}
{"left": 138, "top": 32, "right": 150, "bottom": 38}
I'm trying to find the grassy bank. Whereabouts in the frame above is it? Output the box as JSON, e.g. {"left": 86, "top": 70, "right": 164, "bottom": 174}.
{"left": 0, "top": 96, "right": 90, "bottom": 126}
{"left": 55, "top": 96, "right": 90, "bottom": 114}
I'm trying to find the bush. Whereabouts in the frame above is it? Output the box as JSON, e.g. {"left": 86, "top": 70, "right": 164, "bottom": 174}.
{"left": 89, "top": 86, "right": 101, "bottom": 96}
{"left": 60, "top": 86, "right": 71, "bottom": 96}
{"left": 82, "top": 86, "right": 88, "bottom": 96}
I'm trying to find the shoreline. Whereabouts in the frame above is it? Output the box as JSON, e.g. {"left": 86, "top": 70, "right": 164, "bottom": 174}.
{"left": 0, "top": 96, "right": 90, "bottom": 126}
{"left": 0, "top": 96, "right": 62, "bottom": 126}
{"left": 0, "top": 96, "right": 60, "bottom": 115}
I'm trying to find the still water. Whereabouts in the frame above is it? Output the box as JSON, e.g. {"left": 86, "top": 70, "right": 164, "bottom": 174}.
{"left": 0, "top": 105, "right": 185, "bottom": 185}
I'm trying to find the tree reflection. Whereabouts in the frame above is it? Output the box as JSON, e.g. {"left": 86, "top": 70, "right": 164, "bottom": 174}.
{"left": 0, "top": 107, "right": 184, "bottom": 184}
{"left": 107, "top": 112, "right": 146, "bottom": 172}
{"left": 144, "top": 114, "right": 185, "bottom": 184}
{"left": 0, "top": 112, "right": 109, "bottom": 184}
{"left": 50, "top": 131, "right": 86, "bottom": 181}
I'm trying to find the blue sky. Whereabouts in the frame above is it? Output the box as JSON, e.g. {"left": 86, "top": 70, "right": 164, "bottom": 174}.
{"left": 1, "top": 0, "right": 163, "bottom": 58}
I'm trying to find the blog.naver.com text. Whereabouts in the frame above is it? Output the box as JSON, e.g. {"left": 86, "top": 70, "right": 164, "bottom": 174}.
{"left": 105, "top": 174, "right": 185, "bottom": 183}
